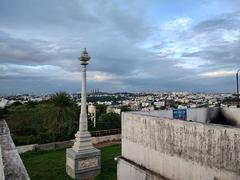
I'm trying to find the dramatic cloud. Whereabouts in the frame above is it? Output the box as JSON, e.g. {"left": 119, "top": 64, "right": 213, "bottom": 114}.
{"left": 0, "top": 0, "right": 240, "bottom": 94}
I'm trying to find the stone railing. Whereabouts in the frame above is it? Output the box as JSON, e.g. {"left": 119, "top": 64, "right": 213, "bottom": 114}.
{"left": 17, "top": 133, "right": 121, "bottom": 154}
{"left": 90, "top": 128, "right": 121, "bottom": 137}
{"left": 0, "top": 120, "right": 30, "bottom": 180}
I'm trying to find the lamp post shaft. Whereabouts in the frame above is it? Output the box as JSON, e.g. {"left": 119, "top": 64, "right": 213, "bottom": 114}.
{"left": 80, "top": 65, "right": 88, "bottom": 131}
{"left": 237, "top": 71, "right": 240, "bottom": 108}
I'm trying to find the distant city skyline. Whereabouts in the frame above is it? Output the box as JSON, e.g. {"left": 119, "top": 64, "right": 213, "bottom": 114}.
{"left": 0, "top": 0, "right": 240, "bottom": 94}
{"left": 0, "top": 90, "right": 235, "bottom": 97}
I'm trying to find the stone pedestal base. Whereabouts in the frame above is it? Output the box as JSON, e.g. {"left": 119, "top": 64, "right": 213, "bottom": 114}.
{"left": 66, "top": 147, "right": 101, "bottom": 180}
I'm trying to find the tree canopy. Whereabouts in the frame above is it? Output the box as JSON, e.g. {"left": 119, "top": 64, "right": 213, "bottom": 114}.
{"left": 97, "top": 112, "right": 121, "bottom": 130}
{"left": 5, "top": 92, "right": 121, "bottom": 145}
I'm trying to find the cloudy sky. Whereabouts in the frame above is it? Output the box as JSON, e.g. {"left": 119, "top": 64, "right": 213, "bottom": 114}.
{"left": 0, "top": 0, "right": 240, "bottom": 94}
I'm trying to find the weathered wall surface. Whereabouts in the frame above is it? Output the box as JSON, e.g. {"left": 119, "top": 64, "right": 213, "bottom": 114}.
{"left": 147, "top": 107, "right": 240, "bottom": 124}
{"left": 145, "top": 108, "right": 211, "bottom": 123}
{"left": 117, "top": 157, "right": 167, "bottom": 180}
{"left": 222, "top": 108, "right": 240, "bottom": 125}
{"left": 0, "top": 146, "right": 4, "bottom": 180}
{"left": 0, "top": 120, "right": 30, "bottom": 180}
{"left": 17, "top": 134, "right": 121, "bottom": 154}
{"left": 120, "top": 112, "right": 240, "bottom": 180}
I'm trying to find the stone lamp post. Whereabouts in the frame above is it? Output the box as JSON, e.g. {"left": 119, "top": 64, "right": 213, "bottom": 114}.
{"left": 66, "top": 48, "right": 101, "bottom": 180}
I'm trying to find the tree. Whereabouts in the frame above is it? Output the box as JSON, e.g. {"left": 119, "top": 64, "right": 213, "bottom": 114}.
{"left": 120, "top": 106, "right": 131, "bottom": 112}
{"left": 5, "top": 92, "right": 81, "bottom": 145}
{"left": 97, "top": 112, "right": 121, "bottom": 130}
{"left": 11, "top": 101, "right": 22, "bottom": 106}
{"left": 95, "top": 104, "right": 107, "bottom": 121}
{"left": 0, "top": 108, "right": 8, "bottom": 119}
{"left": 44, "top": 92, "right": 79, "bottom": 140}
{"left": 25, "top": 101, "right": 37, "bottom": 108}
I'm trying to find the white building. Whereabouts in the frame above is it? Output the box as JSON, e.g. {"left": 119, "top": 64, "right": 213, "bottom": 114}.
{"left": 0, "top": 99, "right": 8, "bottom": 108}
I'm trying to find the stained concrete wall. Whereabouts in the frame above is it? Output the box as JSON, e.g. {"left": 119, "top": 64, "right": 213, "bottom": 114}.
{"left": 17, "top": 134, "right": 121, "bottom": 154}
{"left": 222, "top": 108, "right": 240, "bottom": 125}
{"left": 0, "top": 146, "right": 4, "bottom": 180}
{"left": 146, "top": 107, "right": 240, "bottom": 124}
{"left": 0, "top": 120, "right": 30, "bottom": 180}
{"left": 117, "top": 157, "right": 167, "bottom": 180}
{"left": 139, "top": 108, "right": 211, "bottom": 123}
{"left": 120, "top": 112, "right": 240, "bottom": 180}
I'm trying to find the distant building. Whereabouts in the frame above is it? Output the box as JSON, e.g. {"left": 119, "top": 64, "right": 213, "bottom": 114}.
{"left": 107, "top": 106, "right": 121, "bottom": 114}
{"left": 88, "top": 104, "right": 96, "bottom": 127}
{"left": 153, "top": 101, "right": 165, "bottom": 108}
{"left": 0, "top": 99, "right": 8, "bottom": 108}
{"left": 0, "top": 98, "right": 16, "bottom": 108}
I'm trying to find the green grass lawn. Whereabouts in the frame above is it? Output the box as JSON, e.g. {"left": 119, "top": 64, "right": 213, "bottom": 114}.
{"left": 21, "top": 144, "right": 121, "bottom": 180}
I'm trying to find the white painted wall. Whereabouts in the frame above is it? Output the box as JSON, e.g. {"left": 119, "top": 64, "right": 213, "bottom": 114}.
{"left": 117, "top": 158, "right": 166, "bottom": 180}
{"left": 222, "top": 107, "right": 240, "bottom": 124}
{"left": 143, "top": 107, "right": 240, "bottom": 124}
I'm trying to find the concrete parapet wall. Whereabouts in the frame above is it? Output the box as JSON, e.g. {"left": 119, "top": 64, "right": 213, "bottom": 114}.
{"left": 117, "top": 157, "right": 167, "bottom": 180}
{"left": 145, "top": 107, "right": 240, "bottom": 125}
{"left": 17, "top": 134, "right": 121, "bottom": 154}
{"left": 0, "top": 120, "right": 30, "bottom": 180}
{"left": 121, "top": 112, "right": 240, "bottom": 180}
{"left": 0, "top": 146, "right": 4, "bottom": 180}
{"left": 145, "top": 108, "right": 210, "bottom": 123}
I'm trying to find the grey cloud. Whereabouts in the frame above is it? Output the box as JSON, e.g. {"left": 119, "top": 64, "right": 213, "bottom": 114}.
{"left": 0, "top": 0, "right": 240, "bottom": 94}
{"left": 0, "top": 31, "right": 56, "bottom": 65}
{"left": 181, "top": 11, "right": 240, "bottom": 71}
{"left": 193, "top": 11, "right": 240, "bottom": 32}
{"left": 0, "top": 0, "right": 154, "bottom": 94}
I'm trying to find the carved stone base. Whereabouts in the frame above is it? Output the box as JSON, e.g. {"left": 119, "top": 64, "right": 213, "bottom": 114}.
{"left": 72, "top": 131, "right": 93, "bottom": 151}
{"left": 66, "top": 147, "right": 101, "bottom": 180}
